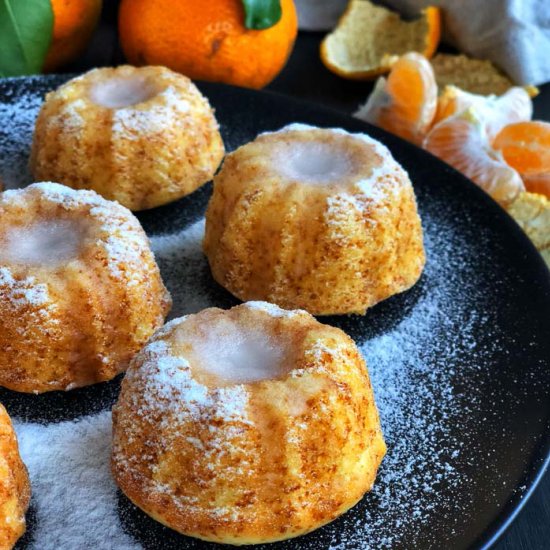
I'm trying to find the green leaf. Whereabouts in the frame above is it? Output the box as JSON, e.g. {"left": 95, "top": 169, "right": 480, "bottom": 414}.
{"left": 0, "top": 0, "right": 54, "bottom": 77}
{"left": 242, "top": 0, "right": 282, "bottom": 30}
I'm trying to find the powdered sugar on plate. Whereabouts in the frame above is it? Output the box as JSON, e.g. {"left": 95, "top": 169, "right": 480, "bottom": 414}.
{"left": 10, "top": 208, "right": 496, "bottom": 548}
{"left": 0, "top": 77, "right": 43, "bottom": 190}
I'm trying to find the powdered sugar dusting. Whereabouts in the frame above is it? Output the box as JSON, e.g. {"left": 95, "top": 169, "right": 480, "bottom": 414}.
{"left": 0, "top": 219, "right": 82, "bottom": 266}
{"left": 0, "top": 267, "right": 51, "bottom": 307}
{"left": 5, "top": 201, "right": 535, "bottom": 548}
{"left": 123, "top": 339, "right": 251, "bottom": 424}
{"left": 244, "top": 300, "right": 302, "bottom": 318}
{"left": 1, "top": 182, "right": 153, "bottom": 285}
{"left": 14, "top": 412, "right": 138, "bottom": 550}
{"left": 112, "top": 86, "right": 191, "bottom": 137}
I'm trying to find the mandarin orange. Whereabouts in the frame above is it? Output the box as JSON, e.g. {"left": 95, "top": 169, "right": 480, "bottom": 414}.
{"left": 424, "top": 108, "right": 524, "bottom": 205}
{"left": 356, "top": 52, "right": 437, "bottom": 145}
{"left": 43, "top": 0, "right": 102, "bottom": 72}
{"left": 493, "top": 121, "right": 550, "bottom": 197}
{"left": 118, "top": 0, "right": 298, "bottom": 89}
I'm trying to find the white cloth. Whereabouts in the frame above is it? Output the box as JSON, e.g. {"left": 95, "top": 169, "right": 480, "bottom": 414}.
{"left": 295, "top": 0, "right": 348, "bottom": 31}
{"left": 295, "top": 0, "right": 550, "bottom": 85}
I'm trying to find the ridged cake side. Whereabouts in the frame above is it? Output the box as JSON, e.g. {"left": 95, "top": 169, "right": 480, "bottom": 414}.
{"left": 204, "top": 125, "right": 425, "bottom": 315}
{"left": 112, "top": 302, "right": 386, "bottom": 544}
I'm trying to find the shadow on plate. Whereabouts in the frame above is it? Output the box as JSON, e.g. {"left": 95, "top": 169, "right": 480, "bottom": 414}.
{"left": 323, "top": 273, "right": 427, "bottom": 343}
{"left": 13, "top": 503, "right": 36, "bottom": 549}
{"left": 136, "top": 183, "right": 212, "bottom": 235}
{"left": 0, "top": 376, "right": 122, "bottom": 423}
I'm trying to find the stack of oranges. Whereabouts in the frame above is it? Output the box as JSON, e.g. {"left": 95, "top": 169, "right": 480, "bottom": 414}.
{"left": 357, "top": 52, "right": 549, "bottom": 205}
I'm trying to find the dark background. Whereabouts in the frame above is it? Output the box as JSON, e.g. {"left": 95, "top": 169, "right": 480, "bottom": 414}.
{"left": 59, "top": 2, "right": 550, "bottom": 549}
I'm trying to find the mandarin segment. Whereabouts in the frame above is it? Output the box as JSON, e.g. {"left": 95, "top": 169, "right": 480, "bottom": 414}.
{"left": 424, "top": 108, "right": 524, "bottom": 205}
{"left": 118, "top": 0, "right": 298, "bottom": 89}
{"left": 435, "top": 86, "right": 532, "bottom": 139}
{"left": 321, "top": 0, "right": 440, "bottom": 80}
{"left": 355, "top": 52, "right": 437, "bottom": 145}
{"left": 493, "top": 121, "right": 550, "bottom": 176}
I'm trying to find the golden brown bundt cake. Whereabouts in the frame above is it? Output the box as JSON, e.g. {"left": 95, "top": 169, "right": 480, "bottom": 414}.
{"left": 204, "top": 124, "right": 425, "bottom": 315}
{"left": 0, "top": 182, "right": 171, "bottom": 393}
{"left": 30, "top": 65, "right": 225, "bottom": 211}
{"left": 0, "top": 404, "right": 30, "bottom": 549}
{"left": 112, "top": 301, "right": 386, "bottom": 544}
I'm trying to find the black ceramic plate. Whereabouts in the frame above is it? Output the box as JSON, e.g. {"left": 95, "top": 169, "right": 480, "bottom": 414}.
{"left": 1, "top": 76, "right": 549, "bottom": 550}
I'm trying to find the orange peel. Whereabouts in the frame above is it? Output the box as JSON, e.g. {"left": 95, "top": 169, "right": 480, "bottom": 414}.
{"left": 430, "top": 53, "right": 538, "bottom": 97}
{"left": 506, "top": 191, "right": 550, "bottom": 266}
{"left": 321, "top": 0, "right": 440, "bottom": 80}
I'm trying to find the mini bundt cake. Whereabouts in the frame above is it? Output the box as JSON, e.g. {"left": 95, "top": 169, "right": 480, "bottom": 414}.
{"left": 204, "top": 124, "right": 425, "bottom": 315}
{"left": 0, "top": 404, "right": 30, "bottom": 549}
{"left": 0, "top": 182, "right": 171, "bottom": 393}
{"left": 30, "top": 65, "right": 225, "bottom": 211}
{"left": 112, "top": 301, "right": 386, "bottom": 544}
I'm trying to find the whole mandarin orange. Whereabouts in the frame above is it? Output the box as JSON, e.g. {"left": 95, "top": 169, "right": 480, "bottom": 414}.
{"left": 118, "top": 0, "right": 298, "bottom": 89}
{"left": 44, "top": 0, "right": 102, "bottom": 72}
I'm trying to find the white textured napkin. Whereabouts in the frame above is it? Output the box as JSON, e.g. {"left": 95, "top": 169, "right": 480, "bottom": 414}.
{"left": 295, "top": 0, "right": 550, "bottom": 85}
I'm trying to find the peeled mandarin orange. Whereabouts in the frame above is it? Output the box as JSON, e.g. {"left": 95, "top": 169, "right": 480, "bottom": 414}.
{"left": 118, "top": 0, "right": 298, "bottom": 89}
{"left": 43, "top": 0, "right": 102, "bottom": 72}
{"left": 321, "top": 0, "right": 440, "bottom": 80}
{"left": 493, "top": 122, "right": 550, "bottom": 198}
{"left": 424, "top": 108, "right": 524, "bottom": 205}
{"left": 355, "top": 52, "right": 437, "bottom": 145}
{"left": 435, "top": 86, "right": 533, "bottom": 140}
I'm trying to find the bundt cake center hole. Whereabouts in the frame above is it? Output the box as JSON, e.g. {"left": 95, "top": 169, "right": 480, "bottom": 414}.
{"left": 90, "top": 76, "right": 159, "bottom": 108}
{"left": 279, "top": 141, "right": 352, "bottom": 182}
{"left": 0, "top": 219, "right": 84, "bottom": 266}
{"left": 184, "top": 320, "right": 292, "bottom": 385}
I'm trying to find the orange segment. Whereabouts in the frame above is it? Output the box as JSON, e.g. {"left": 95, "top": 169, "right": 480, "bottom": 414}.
{"left": 355, "top": 52, "right": 437, "bottom": 145}
{"left": 321, "top": 0, "right": 440, "bottom": 80}
{"left": 493, "top": 121, "right": 550, "bottom": 173}
{"left": 493, "top": 121, "right": 550, "bottom": 199}
{"left": 423, "top": 108, "right": 524, "bottom": 205}
{"left": 435, "top": 86, "right": 532, "bottom": 139}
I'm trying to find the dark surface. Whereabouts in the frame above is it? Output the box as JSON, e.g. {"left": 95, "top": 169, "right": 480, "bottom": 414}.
{"left": 8, "top": 2, "right": 550, "bottom": 548}
{"left": 3, "top": 71, "right": 550, "bottom": 550}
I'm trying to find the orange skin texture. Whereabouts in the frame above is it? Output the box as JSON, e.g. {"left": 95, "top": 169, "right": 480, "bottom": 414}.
{"left": 44, "top": 0, "right": 102, "bottom": 72}
{"left": 118, "top": 0, "right": 298, "bottom": 89}
{"left": 493, "top": 121, "right": 550, "bottom": 198}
